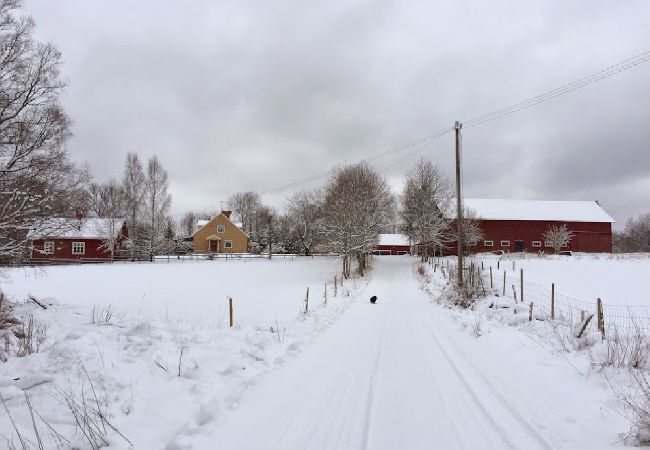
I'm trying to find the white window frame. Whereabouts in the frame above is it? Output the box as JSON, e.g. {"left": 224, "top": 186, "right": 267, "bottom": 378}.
{"left": 224, "top": 240, "right": 233, "bottom": 249}
{"left": 544, "top": 241, "right": 553, "bottom": 248}
{"left": 561, "top": 242, "right": 569, "bottom": 248}
{"left": 72, "top": 241, "right": 85, "bottom": 255}
{"left": 532, "top": 241, "right": 542, "bottom": 248}
{"left": 217, "top": 224, "right": 225, "bottom": 233}
{"left": 500, "top": 240, "right": 510, "bottom": 247}
{"left": 483, "top": 240, "right": 494, "bottom": 247}
{"left": 43, "top": 241, "right": 55, "bottom": 254}
{"left": 396, "top": 251, "right": 408, "bottom": 255}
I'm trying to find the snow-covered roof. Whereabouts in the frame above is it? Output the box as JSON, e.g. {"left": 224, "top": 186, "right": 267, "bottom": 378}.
{"left": 378, "top": 233, "right": 411, "bottom": 246}
{"left": 450, "top": 199, "right": 615, "bottom": 223}
{"left": 27, "top": 218, "right": 126, "bottom": 240}
{"left": 196, "top": 219, "right": 210, "bottom": 228}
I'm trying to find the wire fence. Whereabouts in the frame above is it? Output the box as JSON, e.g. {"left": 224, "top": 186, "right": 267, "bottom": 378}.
{"left": 437, "top": 257, "right": 650, "bottom": 337}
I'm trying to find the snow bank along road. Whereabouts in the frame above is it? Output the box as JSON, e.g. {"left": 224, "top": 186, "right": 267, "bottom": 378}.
{"left": 180, "top": 257, "right": 622, "bottom": 450}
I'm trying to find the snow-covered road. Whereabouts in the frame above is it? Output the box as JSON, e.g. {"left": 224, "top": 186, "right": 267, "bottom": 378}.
{"left": 177, "top": 257, "right": 622, "bottom": 450}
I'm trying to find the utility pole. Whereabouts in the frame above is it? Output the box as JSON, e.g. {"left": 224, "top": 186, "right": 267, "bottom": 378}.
{"left": 455, "top": 121, "right": 464, "bottom": 289}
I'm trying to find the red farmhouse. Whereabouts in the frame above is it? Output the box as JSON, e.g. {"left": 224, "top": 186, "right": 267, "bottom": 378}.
{"left": 29, "top": 213, "right": 129, "bottom": 261}
{"left": 375, "top": 234, "right": 411, "bottom": 255}
{"left": 446, "top": 199, "right": 614, "bottom": 255}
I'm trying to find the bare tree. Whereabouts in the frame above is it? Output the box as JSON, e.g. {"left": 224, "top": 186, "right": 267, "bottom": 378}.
{"left": 143, "top": 156, "right": 171, "bottom": 256}
{"left": 180, "top": 211, "right": 196, "bottom": 238}
{"left": 323, "top": 162, "right": 392, "bottom": 278}
{"left": 401, "top": 159, "right": 452, "bottom": 261}
{"left": 543, "top": 224, "right": 573, "bottom": 254}
{"left": 286, "top": 189, "right": 323, "bottom": 256}
{"left": 87, "top": 180, "right": 124, "bottom": 218}
{"left": 614, "top": 213, "right": 650, "bottom": 252}
{"left": 0, "top": 0, "right": 86, "bottom": 261}
{"left": 122, "top": 152, "right": 146, "bottom": 259}
{"left": 228, "top": 191, "right": 261, "bottom": 235}
{"left": 93, "top": 180, "right": 125, "bottom": 260}
{"left": 462, "top": 207, "right": 484, "bottom": 254}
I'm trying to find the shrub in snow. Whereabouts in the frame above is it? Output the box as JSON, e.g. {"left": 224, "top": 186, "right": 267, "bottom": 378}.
{"left": 15, "top": 313, "right": 47, "bottom": 357}
{"left": 623, "top": 372, "right": 650, "bottom": 445}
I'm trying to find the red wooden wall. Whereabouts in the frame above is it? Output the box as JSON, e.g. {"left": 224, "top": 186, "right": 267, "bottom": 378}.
{"left": 444, "top": 220, "right": 612, "bottom": 255}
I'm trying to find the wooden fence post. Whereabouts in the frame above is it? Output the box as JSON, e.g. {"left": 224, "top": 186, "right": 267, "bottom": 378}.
{"left": 551, "top": 283, "right": 555, "bottom": 320}
{"left": 229, "top": 297, "right": 233, "bottom": 328}
{"left": 520, "top": 268, "right": 524, "bottom": 304}
{"left": 512, "top": 284, "right": 517, "bottom": 301}
{"left": 305, "top": 287, "right": 309, "bottom": 313}
{"left": 502, "top": 270, "right": 506, "bottom": 296}
{"left": 481, "top": 261, "right": 484, "bottom": 270}
{"left": 597, "top": 298, "right": 605, "bottom": 339}
{"left": 489, "top": 266, "right": 493, "bottom": 289}
{"left": 324, "top": 283, "right": 327, "bottom": 304}
{"left": 529, "top": 302, "right": 533, "bottom": 321}
{"left": 334, "top": 276, "right": 337, "bottom": 297}
{"left": 512, "top": 260, "right": 515, "bottom": 271}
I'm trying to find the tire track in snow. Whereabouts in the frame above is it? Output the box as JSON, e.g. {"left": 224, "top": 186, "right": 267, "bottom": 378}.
{"left": 361, "top": 313, "right": 386, "bottom": 450}
{"left": 421, "top": 318, "right": 553, "bottom": 450}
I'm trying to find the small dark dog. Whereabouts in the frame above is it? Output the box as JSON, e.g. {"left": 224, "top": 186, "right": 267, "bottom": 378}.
{"left": 370, "top": 295, "right": 377, "bottom": 304}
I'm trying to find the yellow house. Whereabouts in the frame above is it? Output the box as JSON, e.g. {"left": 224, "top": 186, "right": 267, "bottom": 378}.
{"left": 193, "top": 211, "right": 249, "bottom": 253}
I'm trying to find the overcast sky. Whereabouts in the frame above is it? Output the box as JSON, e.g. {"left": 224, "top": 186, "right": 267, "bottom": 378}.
{"left": 22, "top": 0, "right": 650, "bottom": 227}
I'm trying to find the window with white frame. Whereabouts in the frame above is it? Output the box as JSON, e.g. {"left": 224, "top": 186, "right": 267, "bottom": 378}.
{"left": 544, "top": 241, "right": 553, "bottom": 247}
{"left": 43, "top": 241, "right": 54, "bottom": 254}
{"left": 500, "top": 240, "right": 510, "bottom": 247}
{"left": 532, "top": 241, "right": 542, "bottom": 248}
{"left": 561, "top": 243, "right": 569, "bottom": 248}
{"left": 217, "top": 225, "right": 225, "bottom": 233}
{"left": 72, "top": 242, "right": 85, "bottom": 255}
{"left": 483, "top": 240, "right": 494, "bottom": 247}
{"left": 224, "top": 240, "right": 233, "bottom": 249}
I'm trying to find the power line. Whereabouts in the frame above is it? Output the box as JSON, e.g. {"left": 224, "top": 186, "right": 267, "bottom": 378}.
{"left": 260, "top": 48, "right": 650, "bottom": 195}
{"left": 261, "top": 126, "right": 453, "bottom": 194}
{"left": 463, "top": 50, "right": 650, "bottom": 128}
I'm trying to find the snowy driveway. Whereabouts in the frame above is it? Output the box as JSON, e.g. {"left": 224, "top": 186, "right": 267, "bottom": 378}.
{"left": 176, "top": 257, "right": 623, "bottom": 450}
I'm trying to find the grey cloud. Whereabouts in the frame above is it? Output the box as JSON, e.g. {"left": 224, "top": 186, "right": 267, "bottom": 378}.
{"left": 22, "top": 0, "right": 650, "bottom": 227}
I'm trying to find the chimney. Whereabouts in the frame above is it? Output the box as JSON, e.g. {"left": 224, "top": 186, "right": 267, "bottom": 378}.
{"left": 75, "top": 210, "right": 84, "bottom": 220}
{"left": 221, "top": 210, "right": 232, "bottom": 219}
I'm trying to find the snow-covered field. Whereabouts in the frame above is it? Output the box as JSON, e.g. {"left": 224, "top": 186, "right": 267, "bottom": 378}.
{"left": 0, "top": 254, "right": 648, "bottom": 448}
{"left": 474, "top": 252, "right": 650, "bottom": 306}
{"left": 2, "top": 257, "right": 342, "bottom": 326}
{"left": 0, "top": 257, "right": 364, "bottom": 448}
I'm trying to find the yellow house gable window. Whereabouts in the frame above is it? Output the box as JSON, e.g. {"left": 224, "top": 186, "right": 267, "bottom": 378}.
{"left": 225, "top": 240, "right": 233, "bottom": 248}
{"left": 217, "top": 225, "right": 225, "bottom": 233}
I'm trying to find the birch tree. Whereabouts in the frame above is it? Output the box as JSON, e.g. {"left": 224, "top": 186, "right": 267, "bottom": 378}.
{"left": 401, "top": 159, "right": 452, "bottom": 261}
{"left": 143, "top": 156, "right": 171, "bottom": 256}
{"left": 323, "top": 162, "right": 392, "bottom": 278}
{"left": 122, "top": 152, "right": 146, "bottom": 259}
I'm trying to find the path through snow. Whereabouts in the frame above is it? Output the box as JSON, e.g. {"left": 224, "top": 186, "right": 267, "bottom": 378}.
{"left": 173, "top": 257, "right": 623, "bottom": 449}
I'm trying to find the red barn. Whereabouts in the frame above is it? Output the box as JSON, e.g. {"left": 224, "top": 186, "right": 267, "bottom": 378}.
{"left": 375, "top": 234, "right": 411, "bottom": 255}
{"left": 446, "top": 199, "right": 614, "bottom": 255}
{"left": 29, "top": 213, "right": 129, "bottom": 261}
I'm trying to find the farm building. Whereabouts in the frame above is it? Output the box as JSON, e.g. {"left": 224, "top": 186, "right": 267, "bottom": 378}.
{"left": 193, "top": 211, "right": 249, "bottom": 254}
{"left": 444, "top": 199, "right": 614, "bottom": 255}
{"left": 29, "top": 212, "right": 129, "bottom": 261}
{"left": 375, "top": 234, "right": 411, "bottom": 255}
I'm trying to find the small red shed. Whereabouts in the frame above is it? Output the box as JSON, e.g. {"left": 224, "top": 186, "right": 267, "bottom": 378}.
{"left": 29, "top": 214, "right": 129, "bottom": 261}
{"left": 375, "top": 234, "right": 411, "bottom": 255}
